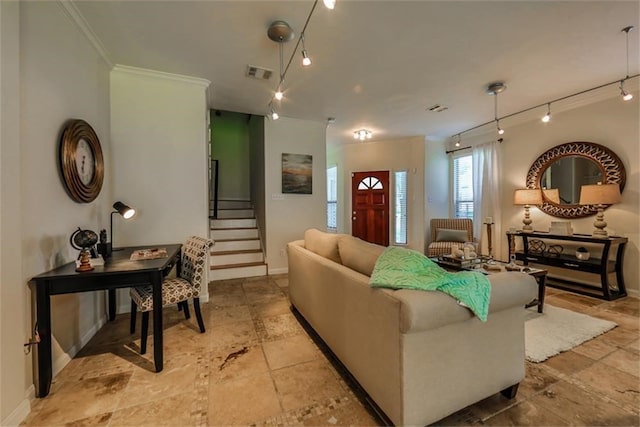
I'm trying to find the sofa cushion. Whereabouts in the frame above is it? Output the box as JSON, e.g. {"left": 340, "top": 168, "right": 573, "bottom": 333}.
{"left": 338, "top": 235, "right": 385, "bottom": 277}
{"left": 304, "top": 228, "right": 345, "bottom": 264}
{"left": 436, "top": 228, "right": 468, "bottom": 243}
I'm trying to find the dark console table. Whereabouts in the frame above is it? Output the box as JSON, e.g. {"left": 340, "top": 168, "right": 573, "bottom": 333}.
{"left": 506, "top": 231, "right": 627, "bottom": 300}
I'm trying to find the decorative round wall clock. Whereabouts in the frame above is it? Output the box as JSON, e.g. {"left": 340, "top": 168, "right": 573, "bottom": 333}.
{"left": 59, "top": 119, "right": 104, "bottom": 203}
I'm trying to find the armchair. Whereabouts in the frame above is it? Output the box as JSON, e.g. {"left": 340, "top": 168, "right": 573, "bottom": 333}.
{"left": 427, "top": 218, "right": 474, "bottom": 257}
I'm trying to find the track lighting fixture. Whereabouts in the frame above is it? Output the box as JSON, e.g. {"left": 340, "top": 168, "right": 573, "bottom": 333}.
{"left": 269, "top": 105, "right": 279, "bottom": 120}
{"left": 323, "top": 0, "right": 336, "bottom": 10}
{"left": 354, "top": 129, "right": 373, "bottom": 141}
{"left": 301, "top": 33, "right": 311, "bottom": 67}
{"left": 620, "top": 80, "right": 633, "bottom": 101}
{"left": 265, "top": 1, "right": 336, "bottom": 119}
{"left": 445, "top": 24, "right": 637, "bottom": 151}
{"left": 455, "top": 134, "right": 461, "bottom": 147}
{"left": 487, "top": 82, "right": 507, "bottom": 135}
{"left": 621, "top": 26, "right": 634, "bottom": 101}
{"left": 541, "top": 103, "right": 551, "bottom": 122}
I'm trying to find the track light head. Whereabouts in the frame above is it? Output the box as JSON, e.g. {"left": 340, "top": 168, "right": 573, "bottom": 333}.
{"left": 323, "top": 0, "right": 336, "bottom": 10}
{"left": 275, "top": 90, "right": 283, "bottom": 100}
{"left": 620, "top": 80, "right": 634, "bottom": 101}
{"left": 301, "top": 49, "right": 311, "bottom": 66}
{"left": 541, "top": 104, "right": 551, "bottom": 122}
{"left": 270, "top": 108, "right": 279, "bottom": 120}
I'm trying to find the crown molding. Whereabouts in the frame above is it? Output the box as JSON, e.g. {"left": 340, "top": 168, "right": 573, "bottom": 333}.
{"left": 112, "top": 65, "right": 211, "bottom": 88}
{"left": 58, "top": 0, "right": 113, "bottom": 68}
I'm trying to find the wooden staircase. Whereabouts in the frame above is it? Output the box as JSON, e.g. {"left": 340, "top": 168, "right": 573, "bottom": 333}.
{"left": 209, "top": 200, "right": 267, "bottom": 280}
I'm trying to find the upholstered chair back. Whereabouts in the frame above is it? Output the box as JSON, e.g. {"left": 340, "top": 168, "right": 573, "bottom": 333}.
{"left": 180, "top": 236, "right": 214, "bottom": 295}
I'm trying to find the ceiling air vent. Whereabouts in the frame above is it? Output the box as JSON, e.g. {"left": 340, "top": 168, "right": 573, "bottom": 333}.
{"left": 246, "top": 65, "right": 273, "bottom": 80}
{"left": 427, "top": 104, "right": 449, "bottom": 113}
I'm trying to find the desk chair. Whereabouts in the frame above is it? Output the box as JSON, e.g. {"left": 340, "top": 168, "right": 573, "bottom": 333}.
{"left": 129, "top": 236, "right": 214, "bottom": 354}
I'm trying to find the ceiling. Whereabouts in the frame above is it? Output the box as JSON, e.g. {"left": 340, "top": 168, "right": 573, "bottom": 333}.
{"left": 73, "top": 1, "right": 639, "bottom": 145}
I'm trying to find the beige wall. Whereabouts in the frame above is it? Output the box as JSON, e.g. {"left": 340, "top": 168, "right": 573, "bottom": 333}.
{"left": 1, "top": 1, "right": 113, "bottom": 423}
{"left": 424, "top": 138, "right": 451, "bottom": 252}
{"left": 249, "top": 115, "right": 266, "bottom": 248}
{"left": 336, "top": 136, "right": 427, "bottom": 251}
{"left": 110, "top": 66, "right": 210, "bottom": 305}
{"left": 264, "top": 117, "right": 327, "bottom": 273}
{"left": 458, "top": 93, "right": 639, "bottom": 295}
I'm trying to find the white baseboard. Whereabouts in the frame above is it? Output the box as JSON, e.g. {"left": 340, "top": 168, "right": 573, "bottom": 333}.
{"left": 627, "top": 288, "right": 639, "bottom": 298}
{"left": 2, "top": 385, "right": 34, "bottom": 426}
{"left": 268, "top": 266, "right": 288, "bottom": 275}
{"left": 53, "top": 315, "right": 107, "bottom": 377}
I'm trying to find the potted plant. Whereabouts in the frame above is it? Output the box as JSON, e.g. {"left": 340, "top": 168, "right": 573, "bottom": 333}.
{"left": 576, "top": 246, "right": 590, "bottom": 260}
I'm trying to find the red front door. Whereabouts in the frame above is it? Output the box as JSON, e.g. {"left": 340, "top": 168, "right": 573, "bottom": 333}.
{"left": 351, "top": 171, "right": 389, "bottom": 246}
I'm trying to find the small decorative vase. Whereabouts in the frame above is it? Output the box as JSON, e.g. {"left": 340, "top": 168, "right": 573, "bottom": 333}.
{"left": 576, "top": 250, "right": 590, "bottom": 261}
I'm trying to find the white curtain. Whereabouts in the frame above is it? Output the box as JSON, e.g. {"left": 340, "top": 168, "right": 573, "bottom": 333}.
{"left": 472, "top": 141, "right": 502, "bottom": 259}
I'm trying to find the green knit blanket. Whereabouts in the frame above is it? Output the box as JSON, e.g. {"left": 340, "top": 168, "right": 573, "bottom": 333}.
{"left": 369, "top": 247, "right": 491, "bottom": 321}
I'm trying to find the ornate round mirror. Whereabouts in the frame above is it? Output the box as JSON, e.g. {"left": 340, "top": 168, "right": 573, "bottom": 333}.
{"left": 526, "top": 142, "right": 626, "bottom": 218}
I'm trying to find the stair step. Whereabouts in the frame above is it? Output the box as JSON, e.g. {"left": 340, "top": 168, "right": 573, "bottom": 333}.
{"left": 210, "top": 218, "right": 256, "bottom": 229}
{"left": 211, "top": 249, "right": 262, "bottom": 256}
{"left": 216, "top": 210, "right": 255, "bottom": 219}
{"left": 211, "top": 261, "right": 266, "bottom": 270}
{"left": 210, "top": 227, "right": 259, "bottom": 240}
{"left": 210, "top": 262, "right": 268, "bottom": 280}
{"left": 211, "top": 238, "right": 261, "bottom": 252}
{"left": 210, "top": 250, "right": 264, "bottom": 266}
{"left": 214, "top": 200, "right": 252, "bottom": 209}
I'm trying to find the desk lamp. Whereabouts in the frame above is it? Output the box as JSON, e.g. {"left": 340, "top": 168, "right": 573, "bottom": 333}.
{"left": 579, "top": 183, "right": 621, "bottom": 237}
{"left": 99, "top": 201, "right": 135, "bottom": 257}
{"left": 513, "top": 189, "right": 542, "bottom": 232}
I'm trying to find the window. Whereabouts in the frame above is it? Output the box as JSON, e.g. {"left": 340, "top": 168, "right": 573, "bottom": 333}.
{"left": 453, "top": 154, "right": 473, "bottom": 219}
{"left": 327, "top": 166, "right": 337, "bottom": 231}
{"left": 394, "top": 170, "right": 408, "bottom": 245}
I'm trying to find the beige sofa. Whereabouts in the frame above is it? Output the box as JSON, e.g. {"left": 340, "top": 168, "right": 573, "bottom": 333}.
{"left": 287, "top": 229, "right": 537, "bottom": 426}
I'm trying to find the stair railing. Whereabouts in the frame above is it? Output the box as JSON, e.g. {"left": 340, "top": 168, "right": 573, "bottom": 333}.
{"left": 210, "top": 159, "right": 219, "bottom": 219}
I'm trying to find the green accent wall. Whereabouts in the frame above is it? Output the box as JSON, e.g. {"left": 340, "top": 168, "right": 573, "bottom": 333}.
{"left": 210, "top": 110, "right": 251, "bottom": 200}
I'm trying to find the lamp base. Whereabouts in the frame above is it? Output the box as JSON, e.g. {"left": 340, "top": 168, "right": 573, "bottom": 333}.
{"left": 97, "top": 242, "right": 112, "bottom": 259}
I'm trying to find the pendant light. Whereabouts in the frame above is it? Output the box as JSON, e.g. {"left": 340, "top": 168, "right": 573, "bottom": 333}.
{"left": 268, "top": 21, "right": 295, "bottom": 102}
{"left": 487, "top": 82, "right": 506, "bottom": 135}
{"left": 541, "top": 103, "right": 551, "bottom": 122}
{"left": 620, "top": 26, "right": 634, "bottom": 101}
{"left": 301, "top": 33, "right": 311, "bottom": 67}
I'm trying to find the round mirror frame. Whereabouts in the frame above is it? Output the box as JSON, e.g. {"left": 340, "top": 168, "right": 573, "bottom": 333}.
{"left": 526, "top": 142, "right": 626, "bottom": 218}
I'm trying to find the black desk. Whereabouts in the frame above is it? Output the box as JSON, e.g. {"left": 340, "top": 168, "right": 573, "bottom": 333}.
{"left": 30, "top": 244, "right": 181, "bottom": 398}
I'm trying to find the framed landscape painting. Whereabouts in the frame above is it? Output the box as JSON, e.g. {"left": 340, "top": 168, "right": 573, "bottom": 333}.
{"left": 282, "top": 153, "right": 312, "bottom": 194}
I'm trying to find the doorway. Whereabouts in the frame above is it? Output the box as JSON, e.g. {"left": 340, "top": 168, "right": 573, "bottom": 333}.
{"left": 351, "top": 171, "right": 389, "bottom": 246}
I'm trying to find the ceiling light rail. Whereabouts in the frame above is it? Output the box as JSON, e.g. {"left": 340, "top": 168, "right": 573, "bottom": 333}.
{"left": 450, "top": 74, "right": 639, "bottom": 143}
{"left": 450, "top": 26, "right": 637, "bottom": 149}
{"left": 266, "top": 0, "right": 334, "bottom": 119}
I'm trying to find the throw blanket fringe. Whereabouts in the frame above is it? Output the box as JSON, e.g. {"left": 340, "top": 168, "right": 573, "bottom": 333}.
{"left": 369, "top": 247, "right": 491, "bottom": 321}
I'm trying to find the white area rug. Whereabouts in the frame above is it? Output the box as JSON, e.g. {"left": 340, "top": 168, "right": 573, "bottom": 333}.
{"left": 525, "top": 305, "right": 617, "bottom": 363}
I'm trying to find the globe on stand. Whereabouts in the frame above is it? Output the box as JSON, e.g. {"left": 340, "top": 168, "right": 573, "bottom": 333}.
{"left": 70, "top": 227, "right": 98, "bottom": 272}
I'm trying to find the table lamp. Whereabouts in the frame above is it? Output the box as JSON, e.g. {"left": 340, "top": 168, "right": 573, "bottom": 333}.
{"left": 542, "top": 188, "right": 560, "bottom": 204}
{"left": 514, "top": 189, "right": 542, "bottom": 232}
{"left": 579, "top": 183, "right": 621, "bottom": 237}
{"left": 99, "top": 201, "right": 136, "bottom": 257}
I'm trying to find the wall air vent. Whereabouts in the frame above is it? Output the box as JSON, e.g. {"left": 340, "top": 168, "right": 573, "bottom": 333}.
{"left": 246, "top": 65, "right": 273, "bottom": 80}
{"left": 427, "top": 104, "right": 449, "bottom": 113}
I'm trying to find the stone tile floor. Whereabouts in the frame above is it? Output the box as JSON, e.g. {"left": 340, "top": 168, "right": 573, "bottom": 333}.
{"left": 22, "top": 276, "right": 639, "bottom": 426}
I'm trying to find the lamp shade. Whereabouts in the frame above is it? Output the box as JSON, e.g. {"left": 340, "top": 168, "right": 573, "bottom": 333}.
{"left": 579, "top": 184, "right": 621, "bottom": 205}
{"left": 542, "top": 188, "right": 560, "bottom": 204}
{"left": 514, "top": 189, "right": 543, "bottom": 205}
{"left": 113, "top": 201, "right": 136, "bottom": 219}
